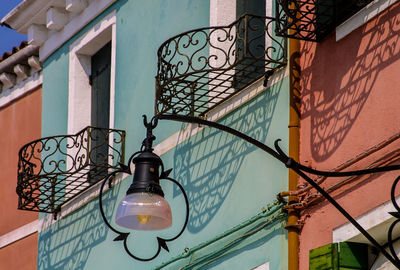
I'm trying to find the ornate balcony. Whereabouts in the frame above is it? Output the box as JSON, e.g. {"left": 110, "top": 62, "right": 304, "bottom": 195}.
{"left": 17, "top": 126, "right": 126, "bottom": 214}
{"left": 155, "top": 14, "right": 287, "bottom": 117}
{"left": 275, "top": 0, "right": 374, "bottom": 41}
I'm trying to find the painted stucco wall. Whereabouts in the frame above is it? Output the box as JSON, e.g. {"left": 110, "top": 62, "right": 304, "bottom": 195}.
{"left": 0, "top": 233, "right": 38, "bottom": 270}
{"left": 298, "top": 2, "right": 400, "bottom": 269}
{"left": 39, "top": 0, "right": 289, "bottom": 269}
{"left": 0, "top": 87, "right": 41, "bottom": 270}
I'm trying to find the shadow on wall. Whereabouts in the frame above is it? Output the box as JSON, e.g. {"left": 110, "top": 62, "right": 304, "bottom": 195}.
{"left": 301, "top": 2, "right": 400, "bottom": 161}
{"left": 175, "top": 218, "right": 285, "bottom": 270}
{"left": 199, "top": 220, "right": 284, "bottom": 270}
{"left": 37, "top": 184, "right": 120, "bottom": 270}
{"left": 172, "top": 80, "right": 282, "bottom": 233}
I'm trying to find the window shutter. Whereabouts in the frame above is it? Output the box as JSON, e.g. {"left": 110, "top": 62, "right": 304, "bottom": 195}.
{"left": 338, "top": 242, "right": 370, "bottom": 269}
{"left": 89, "top": 42, "right": 111, "bottom": 183}
{"left": 310, "top": 243, "right": 339, "bottom": 270}
{"left": 91, "top": 42, "right": 111, "bottom": 129}
{"left": 310, "top": 242, "right": 371, "bottom": 270}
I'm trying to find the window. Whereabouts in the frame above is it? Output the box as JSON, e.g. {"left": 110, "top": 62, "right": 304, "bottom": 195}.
{"left": 333, "top": 198, "right": 400, "bottom": 269}
{"left": 68, "top": 12, "right": 116, "bottom": 188}
{"left": 208, "top": 0, "right": 274, "bottom": 102}
{"left": 89, "top": 41, "right": 112, "bottom": 182}
{"left": 235, "top": 0, "right": 267, "bottom": 89}
{"left": 309, "top": 242, "right": 374, "bottom": 269}
{"left": 316, "top": 0, "right": 374, "bottom": 40}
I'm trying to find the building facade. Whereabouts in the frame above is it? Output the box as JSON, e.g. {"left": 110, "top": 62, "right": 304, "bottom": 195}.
{"left": 2, "top": 0, "right": 290, "bottom": 269}
{"left": 0, "top": 42, "right": 42, "bottom": 270}
{"left": 292, "top": 0, "right": 400, "bottom": 269}
{"left": 4, "top": 0, "right": 400, "bottom": 270}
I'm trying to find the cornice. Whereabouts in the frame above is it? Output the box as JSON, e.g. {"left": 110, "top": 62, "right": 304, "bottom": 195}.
{"left": 0, "top": 44, "right": 42, "bottom": 92}
{"left": 1, "top": 0, "right": 117, "bottom": 61}
{"left": 1, "top": 0, "right": 65, "bottom": 33}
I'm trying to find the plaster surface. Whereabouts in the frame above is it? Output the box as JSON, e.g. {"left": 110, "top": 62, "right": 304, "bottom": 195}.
{"left": 0, "top": 87, "right": 41, "bottom": 270}
{"left": 38, "top": 0, "right": 290, "bottom": 269}
{"left": 298, "top": 2, "right": 400, "bottom": 269}
{"left": 0, "top": 87, "right": 41, "bottom": 234}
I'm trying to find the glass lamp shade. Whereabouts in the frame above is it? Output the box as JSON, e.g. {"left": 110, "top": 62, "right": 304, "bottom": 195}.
{"left": 115, "top": 192, "right": 172, "bottom": 230}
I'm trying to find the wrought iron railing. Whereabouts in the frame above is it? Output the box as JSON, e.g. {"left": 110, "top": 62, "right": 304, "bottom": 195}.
{"left": 155, "top": 14, "right": 287, "bottom": 117}
{"left": 275, "top": 0, "right": 374, "bottom": 42}
{"left": 17, "top": 126, "right": 126, "bottom": 214}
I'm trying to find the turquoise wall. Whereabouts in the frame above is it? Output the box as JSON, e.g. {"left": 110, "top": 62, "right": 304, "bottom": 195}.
{"left": 39, "top": 0, "right": 289, "bottom": 269}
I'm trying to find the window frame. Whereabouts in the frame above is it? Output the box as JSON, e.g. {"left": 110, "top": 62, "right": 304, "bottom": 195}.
{"left": 68, "top": 11, "right": 116, "bottom": 134}
{"left": 67, "top": 11, "right": 116, "bottom": 192}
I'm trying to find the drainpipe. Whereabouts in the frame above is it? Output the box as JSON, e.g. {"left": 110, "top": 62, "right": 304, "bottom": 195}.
{"left": 286, "top": 2, "right": 301, "bottom": 269}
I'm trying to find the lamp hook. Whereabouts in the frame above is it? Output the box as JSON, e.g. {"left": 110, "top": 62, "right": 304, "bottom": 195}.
{"left": 141, "top": 115, "right": 159, "bottom": 151}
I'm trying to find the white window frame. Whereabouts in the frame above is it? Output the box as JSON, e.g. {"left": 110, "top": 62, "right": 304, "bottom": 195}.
{"left": 333, "top": 196, "right": 400, "bottom": 269}
{"left": 68, "top": 11, "right": 116, "bottom": 134}
{"left": 66, "top": 11, "right": 116, "bottom": 195}
{"left": 208, "top": 0, "right": 273, "bottom": 106}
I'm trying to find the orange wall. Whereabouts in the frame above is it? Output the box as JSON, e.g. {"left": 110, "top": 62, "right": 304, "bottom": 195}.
{"left": 0, "top": 233, "right": 38, "bottom": 270}
{"left": 0, "top": 87, "right": 41, "bottom": 270}
{"left": 298, "top": 3, "right": 400, "bottom": 269}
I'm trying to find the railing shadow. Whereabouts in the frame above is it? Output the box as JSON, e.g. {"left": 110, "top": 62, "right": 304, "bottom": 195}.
{"left": 37, "top": 184, "right": 120, "bottom": 270}
{"left": 301, "top": 2, "right": 400, "bottom": 161}
{"left": 171, "top": 80, "right": 282, "bottom": 233}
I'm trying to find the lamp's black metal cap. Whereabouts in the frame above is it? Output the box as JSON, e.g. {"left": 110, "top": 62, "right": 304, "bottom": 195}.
{"left": 126, "top": 151, "right": 164, "bottom": 197}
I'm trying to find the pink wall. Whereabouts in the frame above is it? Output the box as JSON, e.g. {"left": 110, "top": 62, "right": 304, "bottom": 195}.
{"left": 0, "top": 233, "right": 38, "bottom": 270}
{"left": 298, "top": 3, "right": 400, "bottom": 269}
{"left": 0, "top": 87, "right": 41, "bottom": 270}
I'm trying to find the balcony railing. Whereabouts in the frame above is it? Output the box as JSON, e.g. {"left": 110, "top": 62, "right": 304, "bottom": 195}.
{"left": 275, "top": 0, "right": 374, "bottom": 41}
{"left": 155, "top": 14, "right": 287, "bottom": 117}
{"left": 17, "top": 126, "right": 126, "bottom": 214}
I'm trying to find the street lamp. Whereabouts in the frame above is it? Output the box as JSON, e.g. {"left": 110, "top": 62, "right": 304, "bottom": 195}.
{"left": 114, "top": 150, "right": 172, "bottom": 230}
{"left": 98, "top": 114, "right": 400, "bottom": 267}
{"left": 98, "top": 115, "right": 189, "bottom": 261}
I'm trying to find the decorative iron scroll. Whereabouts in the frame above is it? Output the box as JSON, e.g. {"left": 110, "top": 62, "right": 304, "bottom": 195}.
{"left": 275, "top": 0, "right": 374, "bottom": 42}
{"left": 98, "top": 159, "right": 190, "bottom": 262}
{"left": 153, "top": 113, "right": 400, "bottom": 267}
{"left": 17, "top": 126, "right": 126, "bottom": 214}
{"left": 155, "top": 14, "right": 287, "bottom": 117}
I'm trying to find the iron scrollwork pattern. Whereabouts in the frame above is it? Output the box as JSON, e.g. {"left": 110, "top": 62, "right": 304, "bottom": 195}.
{"left": 389, "top": 176, "right": 400, "bottom": 266}
{"left": 98, "top": 152, "right": 190, "bottom": 262}
{"left": 17, "top": 126, "right": 126, "bottom": 214}
{"left": 275, "top": 0, "right": 374, "bottom": 42}
{"left": 155, "top": 113, "right": 400, "bottom": 268}
{"left": 155, "top": 14, "right": 287, "bottom": 117}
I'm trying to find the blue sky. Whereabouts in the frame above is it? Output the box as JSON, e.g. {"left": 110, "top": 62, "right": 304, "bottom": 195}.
{"left": 0, "top": 0, "right": 26, "bottom": 56}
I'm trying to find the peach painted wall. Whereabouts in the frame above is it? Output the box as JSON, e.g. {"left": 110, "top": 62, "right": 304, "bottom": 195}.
{"left": 0, "top": 87, "right": 41, "bottom": 270}
{"left": 298, "top": 3, "right": 400, "bottom": 269}
{"left": 0, "top": 233, "right": 38, "bottom": 270}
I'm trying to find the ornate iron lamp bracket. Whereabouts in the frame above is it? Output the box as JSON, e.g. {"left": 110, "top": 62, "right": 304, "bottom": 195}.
{"left": 150, "top": 113, "right": 400, "bottom": 268}
{"left": 98, "top": 118, "right": 189, "bottom": 261}
{"left": 96, "top": 113, "right": 400, "bottom": 266}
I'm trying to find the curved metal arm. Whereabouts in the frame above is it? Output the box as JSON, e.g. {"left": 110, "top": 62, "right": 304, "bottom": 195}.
{"left": 153, "top": 113, "right": 400, "bottom": 268}
{"left": 155, "top": 114, "right": 287, "bottom": 163}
